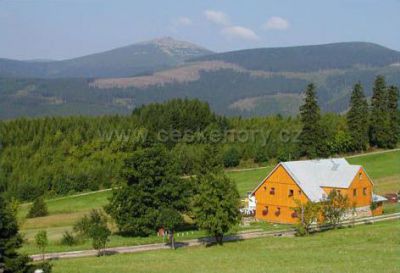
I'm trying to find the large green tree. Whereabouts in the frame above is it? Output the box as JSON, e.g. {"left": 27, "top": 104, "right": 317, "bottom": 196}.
{"left": 387, "top": 85, "right": 399, "bottom": 148}
{"left": 369, "top": 75, "right": 390, "bottom": 148}
{"left": 105, "top": 145, "right": 190, "bottom": 236}
{"left": 298, "top": 83, "right": 323, "bottom": 158}
{"left": 192, "top": 173, "right": 241, "bottom": 244}
{"left": 347, "top": 82, "right": 369, "bottom": 151}
{"left": 0, "top": 195, "right": 32, "bottom": 273}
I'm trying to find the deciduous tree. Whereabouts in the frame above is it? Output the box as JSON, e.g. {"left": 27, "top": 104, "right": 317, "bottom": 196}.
{"left": 156, "top": 208, "right": 183, "bottom": 249}
{"left": 321, "top": 190, "right": 350, "bottom": 229}
{"left": 35, "top": 230, "right": 48, "bottom": 262}
{"left": 293, "top": 200, "right": 321, "bottom": 236}
{"left": 105, "top": 145, "right": 190, "bottom": 236}
{"left": 192, "top": 173, "right": 241, "bottom": 244}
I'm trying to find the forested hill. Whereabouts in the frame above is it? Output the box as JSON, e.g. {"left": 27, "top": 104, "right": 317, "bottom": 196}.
{"left": 190, "top": 42, "right": 400, "bottom": 72}
{"left": 1, "top": 97, "right": 398, "bottom": 201}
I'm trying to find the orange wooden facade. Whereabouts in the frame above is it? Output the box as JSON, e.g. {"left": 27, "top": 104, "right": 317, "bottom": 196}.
{"left": 254, "top": 165, "right": 308, "bottom": 224}
{"left": 254, "top": 164, "right": 381, "bottom": 224}
{"left": 321, "top": 168, "right": 373, "bottom": 207}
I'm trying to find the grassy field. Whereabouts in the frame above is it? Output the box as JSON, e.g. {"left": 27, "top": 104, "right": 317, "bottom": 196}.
{"left": 19, "top": 150, "right": 400, "bottom": 255}
{"left": 50, "top": 220, "right": 400, "bottom": 273}
{"left": 227, "top": 167, "right": 272, "bottom": 197}
{"left": 348, "top": 150, "right": 400, "bottom": 194}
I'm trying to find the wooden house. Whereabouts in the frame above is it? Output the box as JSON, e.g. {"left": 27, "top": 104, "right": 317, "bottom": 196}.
{"left": 251, "top": 158, "right": 386, "bottom": 224}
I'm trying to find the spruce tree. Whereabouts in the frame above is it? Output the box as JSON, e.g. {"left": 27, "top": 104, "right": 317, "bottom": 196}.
{"left": 298, "top": 83, "right": 323, "bottom": 158}
{"left": 347, "top": 82, "right": 369, "bottom": 151}
{"left": 369, "top": 76, "right": 389, "bottom": 147}
{"left": 0, "top": 195, "right": 32, "bottom": 273}
{"left": 387, "top": 85, "right": 399, "bottom": 148}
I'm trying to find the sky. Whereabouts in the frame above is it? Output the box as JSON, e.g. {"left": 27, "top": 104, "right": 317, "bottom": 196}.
{"left": 1, "top": 0, "right": 399, "bottom": 60}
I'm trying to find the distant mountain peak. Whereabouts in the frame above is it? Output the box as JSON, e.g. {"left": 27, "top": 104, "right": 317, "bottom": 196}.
{"left": 140, "top": 36, "right": 212, "bottom": 56}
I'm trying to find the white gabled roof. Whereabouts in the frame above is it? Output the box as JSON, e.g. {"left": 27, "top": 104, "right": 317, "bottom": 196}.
{"left": 253, "top": 158, "right": 362, "bottom": 202}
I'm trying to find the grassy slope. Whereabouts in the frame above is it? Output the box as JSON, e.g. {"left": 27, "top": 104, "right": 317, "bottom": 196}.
{"left": 20, "top": 150, "right": 400, "bottom": 254}
{"left": 348, "top": 151, "right": 400, "bottom": 194}
{"left": 227, "top": 167, "right": 272, "bottom": 197}
{"left": 51, "top": 220, "right": 400, "bottom": 273}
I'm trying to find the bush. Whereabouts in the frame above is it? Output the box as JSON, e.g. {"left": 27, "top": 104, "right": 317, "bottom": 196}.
{"left": 27, "top": 197, "right": 48, "bottom": 218}
{"left": 61, "top": 231, "right": 77, "bottom": 246}
{"left": 73, "top": 214, "right": 91, "bottom": 238}
{"left": 223, "top": 147, "right": 241, "bottom": 168}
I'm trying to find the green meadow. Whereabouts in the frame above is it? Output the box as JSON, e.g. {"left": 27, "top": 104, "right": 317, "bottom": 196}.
{"left": 19, "top": 150, "right": 400, "bottom": 255}
{"left": 50, "top": 220, "right": 400, "bottom": 273}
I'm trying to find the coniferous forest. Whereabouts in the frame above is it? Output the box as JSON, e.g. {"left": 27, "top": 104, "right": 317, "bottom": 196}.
{"left": 0, "top": 76, "right": 398, "bottom": 201}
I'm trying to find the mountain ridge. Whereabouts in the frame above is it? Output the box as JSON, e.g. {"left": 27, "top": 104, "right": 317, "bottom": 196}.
{"left": 0, "top": 37, "right": 213, "bottom": 78}
{"left": 0, "top": 39, "right": 399, "bottom": 119}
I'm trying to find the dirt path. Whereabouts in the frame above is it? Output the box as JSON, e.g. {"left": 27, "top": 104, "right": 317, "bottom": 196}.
{"left": 345, "top": 148, "right": 400, "bottom": 158}
{"left": 30, "top": 213, "right": 400, "bottom": 261}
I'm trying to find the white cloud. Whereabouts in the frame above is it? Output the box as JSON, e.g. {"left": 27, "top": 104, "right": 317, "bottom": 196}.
{"left": 168, "top": 16, "right": 193, "bottom": 32}
{"left": 263, "top": 16, "right": 290, "bottom": 30}
{"left": 204, "top": 10, "right": 230, "bottom": 26}
{"left": 222, "top": 26, "right": 260, "bottom": 41}
{"left": 176, "top": 17, "right": 192, "bottom": 26}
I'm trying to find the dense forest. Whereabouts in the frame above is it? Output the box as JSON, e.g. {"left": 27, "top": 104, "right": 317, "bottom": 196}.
{"left": 0, "top": 77, "right": 398, "bottom": 201}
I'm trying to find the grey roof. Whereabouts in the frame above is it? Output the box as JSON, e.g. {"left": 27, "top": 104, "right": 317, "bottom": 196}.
{"left": 372, "top": 193, "right": 387, "bottom": 202}
{"left": 253, "top": 158, "right": 362, "bottom": 202}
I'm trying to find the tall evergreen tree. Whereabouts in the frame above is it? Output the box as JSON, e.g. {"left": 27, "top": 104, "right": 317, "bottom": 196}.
{"left": 347, "top": 82, "right": 369, "bottom": 151}
{"left": 369, "top": 76, "right": 390, "bottom": 148}
{"left": 298, "top": 83, "right": 323, "bottom": 158}
{"left": 387, "top": 85, "right": 399, "bottom": 148}
{"left": 0, "top": 195, "right": 32, "bottom": 273}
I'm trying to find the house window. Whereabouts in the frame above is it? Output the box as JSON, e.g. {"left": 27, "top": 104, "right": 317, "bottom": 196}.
{"left": 363, "top": 188, "right": 367, "bottom": 196}
{"left": 262, "top": 206, "right": 269, "bottom": 216}
{"left": 275, "top": 207, "right": 281, "bottom": 216}
{"left": 291, "top": 211, "right": 298, "bottom": 218}
{"left": 288, "top": 189, "right": 294, "bottom": 197}
{"left": 337, "top": 190, "right": 341, "bottom": 195}
{"left": 353, "top": 189, "right": 357, "bottom": 197}
{"left": 298, "top": 190, "right": 302, "bottom": 195}
{"left": 270, "top": 187, "right": 275, "bottom": 195}
{"left": 263, "top": 186, "right": 267, "bottom": 191}
{"left": 359, "top": 172, "right": 363, "bottom": 180}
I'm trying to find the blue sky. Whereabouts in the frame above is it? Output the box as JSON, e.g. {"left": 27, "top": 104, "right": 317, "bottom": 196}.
{"left": 1, "top": 0, "right": 399, "bottom": 60}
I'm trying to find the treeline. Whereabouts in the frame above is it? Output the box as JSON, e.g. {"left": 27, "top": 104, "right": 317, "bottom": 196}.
{"left": 298, "top": 76, "right": 399, "bottom": 158}
{"left": 0, "top": 78, "right": 398, "bottom": 200}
